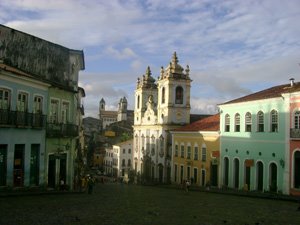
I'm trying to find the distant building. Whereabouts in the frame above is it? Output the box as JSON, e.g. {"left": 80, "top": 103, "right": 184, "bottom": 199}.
{"left": 99, "top": 97, "right": 131, "bottom": 129}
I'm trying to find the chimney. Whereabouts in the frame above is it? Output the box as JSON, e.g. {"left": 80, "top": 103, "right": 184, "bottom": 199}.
{"left": 290, "top": 78, "right": 295, "bottom": 87}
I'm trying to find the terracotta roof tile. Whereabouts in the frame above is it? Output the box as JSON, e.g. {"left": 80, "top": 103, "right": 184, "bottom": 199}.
{"left": 174, "top": 114, "right": 220, "bottom": 132}
{"left": 221, "top": 82, "right": 300, "bottom": 105}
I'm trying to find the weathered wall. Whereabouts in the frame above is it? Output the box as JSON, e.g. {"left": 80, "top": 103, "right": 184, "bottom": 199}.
{"left": 0, "top": 25, "right": 70, "bottom": 84}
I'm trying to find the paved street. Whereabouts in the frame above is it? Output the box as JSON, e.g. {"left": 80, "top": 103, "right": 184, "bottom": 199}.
{"left": 0, "top": 183, "right": 300, "bottom": 225}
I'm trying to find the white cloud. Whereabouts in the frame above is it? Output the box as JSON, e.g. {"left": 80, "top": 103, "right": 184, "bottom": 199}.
{"left": 1, "top": 0, "right": 300, "bottom": 117}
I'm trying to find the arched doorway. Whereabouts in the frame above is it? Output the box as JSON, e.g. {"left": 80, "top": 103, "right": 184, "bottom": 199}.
{"left": 158, "top": 164, "right": 163, "bottom": 183}
{"left": 256, "top": 161, "right": 264, "bottom": 191}
{"left": 294, "top": 151, "right": 300, "bottom": 189}
{"left": 233, "top": 158, "right": 239, "bottom": 189}
{"left": 269, "top": 162, "right": 277, "bottom": 192}
{"left": 223, "top": 157, "right": 229, "bottom": 186}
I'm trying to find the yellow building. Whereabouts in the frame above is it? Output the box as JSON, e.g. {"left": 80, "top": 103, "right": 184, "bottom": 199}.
{"left": 171, "top": 114, "right": 220, "bottom": 187}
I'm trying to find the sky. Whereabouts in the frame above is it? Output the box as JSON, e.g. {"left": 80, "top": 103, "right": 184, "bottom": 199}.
{"left": 1, "top": 0, "right": 300, "bottom": 118}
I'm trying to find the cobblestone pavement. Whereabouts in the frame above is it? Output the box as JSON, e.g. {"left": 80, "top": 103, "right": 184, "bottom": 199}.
{"left": 0, "top": 183, "right": 300, "bottom": 225}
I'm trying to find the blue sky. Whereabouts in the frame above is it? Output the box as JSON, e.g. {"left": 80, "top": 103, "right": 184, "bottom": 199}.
{"left": 1, "top": 0, "right": 300, "bottom": 117}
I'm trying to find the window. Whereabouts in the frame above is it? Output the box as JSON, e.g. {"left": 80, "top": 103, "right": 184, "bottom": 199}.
{"left": 50, "top": 99, "right": 59, "bottom": 123}
{"left": 61, "top": 102, "right": 69, "bottom": 124}
{"left": 270, "top": 110, "right": 278, "bottom": 132}
{"left": 17, "top": 92, "right": 28, "bottom": 112}
{"left": 235, "top": 113, "right": 240, "bottom": 132}
{"left": 159, "top": 135, "right": 164, "bottom": 155}
{"left": 194, "top": 146, "right": 198, "bottom": 160}
{"left": 0, "top": 88, "right": 10, "bottom": 109}
{"left": 202, "top": 145, "right": 207, "bottom": 162}
{"left": 187, "top": 146, "right": 191, "bottom": 159}
{"left": 137, "top": 95, "right": 140, "bottom": 109}
{"left": 128, "top": 159, "right": 131, "bottom": 167}
{"left": 162, "top": 87, "right": 165, "bottom": 104}
{"left": 175, "top": 144, "right": 178, "bottom": 157}
{"left": 128, "top": 149, "right": 131, "bottom": 154}
{"left": 174, "top": 164, "right": 178, "bottom": 182}
{"left": 245, "top": 112, "right": 252, "bottom": 132}
{"left": 122, "top": 159, "right": 125, "bottom": 166}
{"left": 225, "top": 114, "right": 230, "bottom": 132}
{"left": 123, "top": 149, "right": 125, "bottom": 154}
{"left": 295, "top": 111, "right": 300, "bottom": 129}
{"left": 180, "top": 145, "right": 184, "bottom": 158}
{"left": 33, "top": 96, "right": 43, "bottom": 114}
{"left": 257, "top": 111, "right": 264, "bottom": 132}
{"left": 175, "top": 86, "right": 183, "bottom": 104}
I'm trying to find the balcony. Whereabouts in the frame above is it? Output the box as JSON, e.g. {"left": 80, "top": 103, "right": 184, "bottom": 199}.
{"left": 290, "top": 128, "right": 300, "bottom": 139}
{"left": 46, "top": 123, "right": 78, "bottom": 137}
{"left": 0, "top": 109, "right": 46, "bottom": 128}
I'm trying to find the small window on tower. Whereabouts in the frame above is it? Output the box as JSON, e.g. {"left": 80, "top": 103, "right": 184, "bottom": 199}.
{"left": 175, "top": 86, "right": 183, "bottom": 104}
{"left": 162, "top": 87, "right": 165, "bottom": 104}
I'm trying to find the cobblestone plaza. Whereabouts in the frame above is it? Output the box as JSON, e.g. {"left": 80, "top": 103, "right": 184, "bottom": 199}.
{"left": 1, "top": 183, "right": 300, "bottom": 225}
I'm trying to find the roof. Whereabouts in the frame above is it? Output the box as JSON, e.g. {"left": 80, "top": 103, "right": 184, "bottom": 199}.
{"left": 174, "top": 114, "right": 220, "bottom": 132}
{"left": 100, "top": 111, "right": 118, "bottom": 117}
{"left": 220, "top": 82, "right": 300, "bottom": 105}
{"left": 0, "top": 63, "right": 33, "bottom": 78}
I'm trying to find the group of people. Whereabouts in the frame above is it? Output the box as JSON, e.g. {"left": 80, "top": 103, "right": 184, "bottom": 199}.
{"left": 81, "top": 175, "right": 96, "bottom": 194}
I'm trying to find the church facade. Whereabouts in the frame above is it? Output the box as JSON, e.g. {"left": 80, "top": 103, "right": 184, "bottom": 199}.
{"left": 133, "top": 52, "right": 191, "bottom": 183}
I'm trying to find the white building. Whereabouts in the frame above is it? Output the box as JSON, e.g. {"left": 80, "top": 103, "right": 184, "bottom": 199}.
{"left": 103, "top": 139, "right": 133, "bottom": 179}
{"left": 133, "top": 52, "right": 192, "bottom": 183}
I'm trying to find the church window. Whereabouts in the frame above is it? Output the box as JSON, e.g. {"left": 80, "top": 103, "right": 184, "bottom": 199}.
{"left": 137, "top": 95, "right": 140, "bottom": 109}
{"left": 162, "top": 87, "right": 165, "bottom": 104}
{"left": 175, "top": 86, "right": 183, "bottom": 104}
{"left": 225, "top": 114, "right": 230, "bottom": 132}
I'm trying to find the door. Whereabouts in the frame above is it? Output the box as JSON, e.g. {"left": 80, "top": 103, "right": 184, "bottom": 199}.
{"left": 30, "top": 144, "right": 40, "bottom": 186}
{"left": 245, "top": 166, "right": 251, "bottom": 190}
{"left": 234, "top": 158, "right": 239, "bottom": 189}
{"left": 158, "top": 164, "right": 163, "bottom": 183}
{"left": 211, "top": 164, "right": 218, "bottom": 186}
{"left": 0, "top": 145, "right": 7, "bottom": 186}
{"left": 14, "top": 144, "right": 24, "bottom": 187}
{"left": 59, "top": 154, "right": 67, "bottom": 185}
{"left": 257, "top": 161, "right": 264, "bottom": 191}
{"left": 48, "top": 155, "right": 56, "bottom": 188}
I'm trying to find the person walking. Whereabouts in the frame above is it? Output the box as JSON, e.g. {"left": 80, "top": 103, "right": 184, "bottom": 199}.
{"left": 87, "top": 176, "right": 95, "bottom": 194}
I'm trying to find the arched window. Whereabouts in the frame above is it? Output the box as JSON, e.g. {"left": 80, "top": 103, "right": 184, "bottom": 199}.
{"left": 245, "top": 112, "right": 252, "bottom": 132}
{"left": 270, "top": 110, "right": 278, "bottom": 132}
{"left": 257, "top": 111, "right": 264, "bottom": 132}
{"left": 137, "top": 95, "right": 140, "bottom": 109}
{"left": 235, "top": 113, "right": 240, "bottom": 132}
{"left": 225, "top": 114, "right": 230, "bottom": 132}
{"left": 162, "top": 87, "right": 165, "bottom": 104}
{"left": 175, "top": 86, "right": 183, "bottom": 104}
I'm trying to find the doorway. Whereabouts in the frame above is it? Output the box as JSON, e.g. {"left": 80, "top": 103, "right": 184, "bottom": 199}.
{"left": 256, "top": 161, "right": 264, "bottom": 191}
{"left": 14, "top": 144, "right": 25, "bottom": 187}
{"left": 0, "top": 145, "right": 7, "bottom": 186}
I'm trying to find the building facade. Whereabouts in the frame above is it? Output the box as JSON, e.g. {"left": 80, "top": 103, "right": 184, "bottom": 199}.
{"left": 133, "top": 52, "right": 191, "bottom": 183}
{"left": 171, "top": 114, "right": 220, "bottom": 186}
{"left": 0, "top": 24, "right": 85, "bottom": 190}
{"left": 0, "top": 63, "right": 49, "bottom": 187}
{"left": 218, "top": 82, "right": 293, "bottom": 194}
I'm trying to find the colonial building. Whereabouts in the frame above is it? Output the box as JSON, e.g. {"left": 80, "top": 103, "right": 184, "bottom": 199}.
{"left": 285, "top": 79, "right": 300, "bottom": 196}
{"left": 171, "top": 114, "right": 220, "bottom": 186}
{"left": 218, "top": 80, "right": 299, "bottom": 194}
{"left": 133, "top": 52, "right": 191, "bottom": 183}
{"left": 0, "top": 24, "right": 85, "bottom": 190}
{"left": 99, "top": 97, "right": 129, "bottom": 129}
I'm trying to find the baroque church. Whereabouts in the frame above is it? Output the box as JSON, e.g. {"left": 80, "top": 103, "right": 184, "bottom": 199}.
{"left": 99, "top": 97, "right": 129, "bottom": 129}
{"left": 133, "top": 52, "right": 192, "bottom": 183}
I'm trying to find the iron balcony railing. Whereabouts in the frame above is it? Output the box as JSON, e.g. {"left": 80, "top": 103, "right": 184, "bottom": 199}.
{"left": 290, "top": 128, "right": 300, "bottom": 139}
{"left": 0, "top": 109, "right": 46, "bottom": 128}
{"left": 46, "top": 123, "right": 78, "bottom": 137}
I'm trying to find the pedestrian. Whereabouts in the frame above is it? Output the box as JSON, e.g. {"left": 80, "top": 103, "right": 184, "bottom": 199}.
{"left": 186, "top": 179, "right": 190, "bottom": 193}
{"left": 60, "top": 178, "right": 65, "bottom": 191}
{"left": 87, "top": 176, "right": 95, "bottom": 194}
